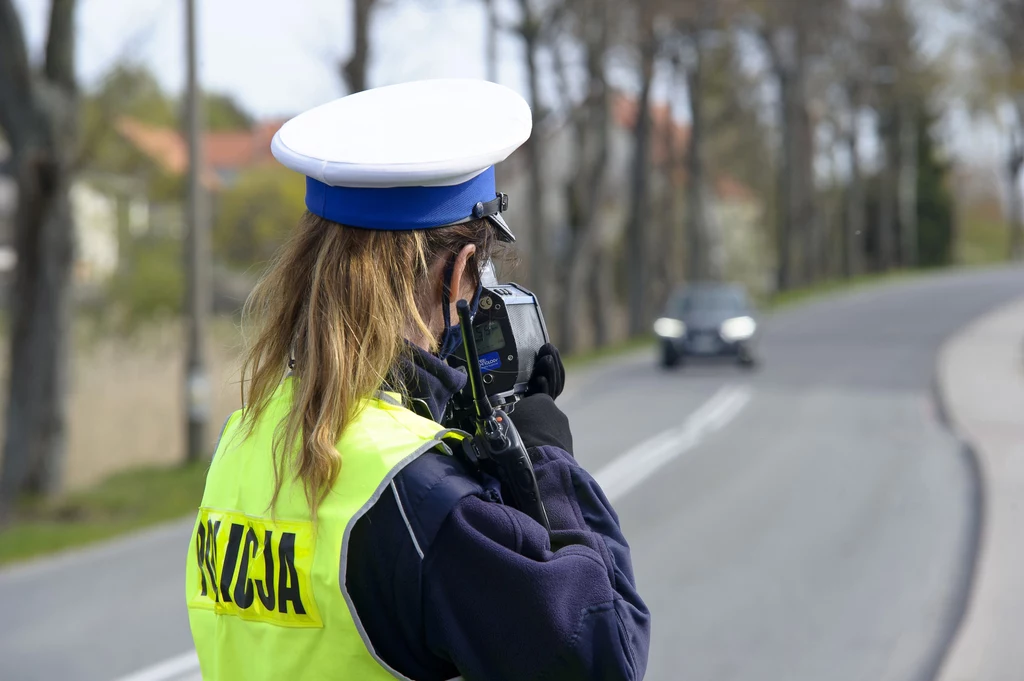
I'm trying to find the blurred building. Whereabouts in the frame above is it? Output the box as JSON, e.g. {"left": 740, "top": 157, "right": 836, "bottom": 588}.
{"left": 0, "top": 139, "right": 134, "bottom": 299}
{"left": 114, "top": 117, "right": 283, "bottom": 195}
{"left": 0, "top": 119, "right": 286, "bottom": 307}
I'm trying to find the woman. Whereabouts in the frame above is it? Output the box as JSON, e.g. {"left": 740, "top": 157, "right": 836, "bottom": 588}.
{"left": 185, "top": 79, "right": 650, "bottom": 681}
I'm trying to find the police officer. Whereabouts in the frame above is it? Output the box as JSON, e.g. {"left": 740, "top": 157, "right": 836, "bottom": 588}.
{"left": 185, "top": 79, "right": 650, "bottom": 681}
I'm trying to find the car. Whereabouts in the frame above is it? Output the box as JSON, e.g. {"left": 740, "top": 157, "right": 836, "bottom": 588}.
{"left": 653, "top": 282, "right": 759, "bottom": 369}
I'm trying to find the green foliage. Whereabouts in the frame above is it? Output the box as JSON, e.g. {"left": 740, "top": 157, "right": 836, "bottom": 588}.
{"left": 214, "top": 165, "right": 305, "bottom": 268}
{"left": 90, "top": 64, "right": 178, "bottom": 126}
{"left": 916, "top": 110, "right": 956, "bottom": 267}
{"left": 80, "top": 64, "right": 178, "bottom": 175}
{"left": 205, "top": 92, "right": 253, "bottom": 131}
{"left": 0, "top": 461, "right": 209, "bottom": 566}
{"left": 958, "top": 205, "right": 1010, "bottom": 265}
{"left": 105, "top": 236, "right": 184, "bottom": 329}
{"left": 862, "top": 107, "right": 956, "bottom": 269}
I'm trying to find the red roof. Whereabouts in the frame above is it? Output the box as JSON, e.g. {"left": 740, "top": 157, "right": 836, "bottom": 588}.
{"left": 115, "top": 118, "right": 188, "bottom": 175}
{"left": 115, "top": 117, "right": 285, "bottom": 189}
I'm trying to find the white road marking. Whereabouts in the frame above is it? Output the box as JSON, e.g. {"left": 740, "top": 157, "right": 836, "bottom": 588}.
{"left": 596, "top": 384, "right": 753, "bottom": 501}
{"left": 110, "top": 651, "right": 199, "bottom": 681}
{"left": 114, "top": 384, "right": 752, "bottom": 681}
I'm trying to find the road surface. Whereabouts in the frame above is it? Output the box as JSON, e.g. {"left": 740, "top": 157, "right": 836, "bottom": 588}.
{"left": 2, "top": 267, "right": 1023, "bottom": 681}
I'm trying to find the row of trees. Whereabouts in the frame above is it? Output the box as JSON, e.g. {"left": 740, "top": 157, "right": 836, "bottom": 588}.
{"left": 0, "top": 0, "right": 1012, "bottom": 510}
{"left": 343, "top": 0, "right": 960, "bottom": 346}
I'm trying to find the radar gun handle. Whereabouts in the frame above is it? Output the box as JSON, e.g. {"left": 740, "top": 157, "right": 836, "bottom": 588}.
{"left": 456, "top": 301, "right": 552, "bottom": 533}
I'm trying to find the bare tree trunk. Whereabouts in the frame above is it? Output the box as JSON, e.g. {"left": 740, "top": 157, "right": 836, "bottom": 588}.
{"left": 760, "top": 25, "right": 797, "bottom": 292}
{"left": 625, "top": 27, "right": 656, "bottom": 336}
{"left": 898, "top": 99, "right": 918, "bottom": 267}
{"left": 1008, "top": 133, "right": 1024, "bottom": 261}
{"left": 795, "top": 85, "right": 820, "bottom": 283}
{"left": 516, "top": 2, "right": 549, "bottom": 311}
{"left": 764, "top": 22, "right": 818, "bottom": 289}
{"left": 844, "top": 95, "right": 865, "bottom": 278}
{"left": 0, "top": 0, "right": 78, "bottom": 520}
{"left": 562, "top": 0, "right": 611, "bottom": 353}
{"left": 341, "top": 0, "right": 374, "bottom": 94}
{"left": 682, "top": 20, "right": 722, "bottom": 283}
{"left": 589, "top": 243, "right": 612, "bottom": 348}
{"left": 484, "top": 0, "right": 499, "bottom": 82}
{"left": 664, "top": 58, "right": 687, "bottom": 287}
{"left": 878, "top": 113, "right": 897, "bottom": 270}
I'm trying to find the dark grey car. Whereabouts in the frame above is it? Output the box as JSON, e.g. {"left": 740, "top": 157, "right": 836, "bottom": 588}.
{"left": 653, "top": 282, "right": 759, "bottom": 368}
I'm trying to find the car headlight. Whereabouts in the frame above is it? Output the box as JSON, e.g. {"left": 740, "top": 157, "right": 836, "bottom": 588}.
{"left": 653, "top": 317, "right": 686, "bottom": 338}
{"left": 720, "top": 316, "right": 756, "bottom": 341}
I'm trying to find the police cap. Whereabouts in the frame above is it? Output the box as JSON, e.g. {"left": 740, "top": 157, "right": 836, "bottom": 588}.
{"left": 270, "top": 79, "right": 532, "bottom": 242}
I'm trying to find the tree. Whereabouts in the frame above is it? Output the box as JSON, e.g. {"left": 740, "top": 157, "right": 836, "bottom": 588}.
{"left": 340, "top": 0, "right": 378, "bottom": 95}
{"left": 915, "top": 108, "right": 955, "bottom": 267}
{"left": 483, "top": 0, "right": 500, "bottom": 82}
{"left": 214, "top": 166, "right": 306, "bottom": 268}
{"left": 78, "top": 64, "right": 176, "bottom": 176}
{"left": 745, "top": 0, "right": 842, "bottom": 289}
{"left": 511, "top": 0, "right": 557, "bottom": 314}
{"left": 860, "top": 0, "right": 920, "bottom": 271}
{"left": 564, "top": 0, "right": 614, "bottom": 351}
{"left": 624, "top": 0, "right": 657, "bottom": 336}
{"left": 823, "top": 1, "right": 873, "bottom": 278}
{"left": 978, "top": 0, "right": 1024, "bottom": 259}
{"left": 204, "top": 92, "right": 252, "bottom": 131}
{"left": 672, "top": 0, "right": 733, "bottom": 285}
{"left": 948, "top": 0, "right": 1024, "bottom": 260}
{"left": 0, "top": 0, "right": 78, "bottom": 519}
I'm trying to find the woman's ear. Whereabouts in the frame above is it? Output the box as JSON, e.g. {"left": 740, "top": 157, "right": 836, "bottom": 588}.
{"left": 449, "top": 244, "right": 478, "bottom": 303}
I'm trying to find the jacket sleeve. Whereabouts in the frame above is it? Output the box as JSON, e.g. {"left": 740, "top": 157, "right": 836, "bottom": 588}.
{"left": 420, "top": 444, "right": 651, "bottom": 681}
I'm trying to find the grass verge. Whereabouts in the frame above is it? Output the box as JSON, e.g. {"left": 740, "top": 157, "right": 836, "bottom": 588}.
{"left": 764, "top": 270, "right": 920, "bottom": 311}
{"left": 563, "top": 334, "right": 656, "bottom": 369}
{"left": 0, "top": 461, "right": 207, "bottom": 566}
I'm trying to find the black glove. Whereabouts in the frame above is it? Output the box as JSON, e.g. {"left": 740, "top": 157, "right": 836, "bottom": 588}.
{"left": 507, "top": 393, "right": 573, "bottom": 456}
{"left": 526, "top": 344, "right": 565, "bottom": 401}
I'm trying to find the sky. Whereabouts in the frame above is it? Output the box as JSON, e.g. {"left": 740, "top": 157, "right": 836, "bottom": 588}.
{"left": 13, "top": 0, "right": 527, "bottom": 118}
{"left": 9, "top": 0, "right": 1010, "bottom": 176}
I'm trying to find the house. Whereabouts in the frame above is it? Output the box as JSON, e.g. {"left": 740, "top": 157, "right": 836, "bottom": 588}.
{"left": 114, "top": 118, "right": 283, "bottom": 191}
{"left": 0, "top": 139, "right": 128, "bottom": 291}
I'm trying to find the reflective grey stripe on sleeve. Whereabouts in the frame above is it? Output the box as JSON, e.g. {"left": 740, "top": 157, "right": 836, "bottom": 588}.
{"left": 338, "top": 437, "right": 451, "bottom": 681}
{"left": 391, "top": 480, "right": 424, "bottom": 559}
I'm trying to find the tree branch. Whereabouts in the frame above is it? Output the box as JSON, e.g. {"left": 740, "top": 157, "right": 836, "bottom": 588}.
{"left": 0, "top": 0, "right": 36, "bottom": 142}
{"left": 44, "top": 0, "right": 76, "bottom": 92}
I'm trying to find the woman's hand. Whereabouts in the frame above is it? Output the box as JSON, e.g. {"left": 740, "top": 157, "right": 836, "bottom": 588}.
{"left": 507, "top": 393, "right": 573, "bottom": 456}
{"left": 526, "top": 344, "right": 565, "bottom": 400}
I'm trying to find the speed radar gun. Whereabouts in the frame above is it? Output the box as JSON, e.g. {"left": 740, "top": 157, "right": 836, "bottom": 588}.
{"left": 450, "top": 299, "right": 551, "bottom": 533}
{"left": 446, "top": 261, "right": 551, "bottom": 406}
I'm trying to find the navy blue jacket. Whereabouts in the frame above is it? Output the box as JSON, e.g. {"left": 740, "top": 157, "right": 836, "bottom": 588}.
{"left": 346, "top": 348, "right": 651, "bottom": 680}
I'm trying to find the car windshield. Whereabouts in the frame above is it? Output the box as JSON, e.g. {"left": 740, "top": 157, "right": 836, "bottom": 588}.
{"left": 674, "top": 288, "right": 747, "bottom": 315}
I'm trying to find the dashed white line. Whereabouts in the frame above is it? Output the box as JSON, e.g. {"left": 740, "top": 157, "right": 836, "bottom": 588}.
{"left": 595, "top": 384, "right": 753, "bottom": 501}
{"left": 110, "top": 651, "right": 199, "bottom": 681}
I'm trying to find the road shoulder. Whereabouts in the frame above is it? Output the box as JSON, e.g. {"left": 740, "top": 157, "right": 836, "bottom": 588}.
{"left": 936, "top": 295, "right": 1024, "bottom": 681}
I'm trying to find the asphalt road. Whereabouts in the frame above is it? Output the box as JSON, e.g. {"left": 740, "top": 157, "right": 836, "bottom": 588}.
{"left": 2, "top": 267, "right": 1023, "bottom": 681}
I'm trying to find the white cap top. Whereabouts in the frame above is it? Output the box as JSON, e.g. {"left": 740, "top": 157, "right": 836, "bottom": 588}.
{"left": 271, "top": 79, "right": 533, "bottom": 189}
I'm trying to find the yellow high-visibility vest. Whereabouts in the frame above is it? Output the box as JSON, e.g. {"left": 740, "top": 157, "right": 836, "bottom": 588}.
{"left": 185, "top": 379, "right": 462, "bottom": 680}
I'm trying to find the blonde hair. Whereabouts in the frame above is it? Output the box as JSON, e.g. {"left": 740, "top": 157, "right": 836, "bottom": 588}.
{"left": 240, "top": 211, "right": 494, "bottom": 515}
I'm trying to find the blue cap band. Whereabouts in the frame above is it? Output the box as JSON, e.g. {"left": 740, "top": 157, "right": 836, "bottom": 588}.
{"left": 305, "top": 166, "right": 496, "bottom": 230}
